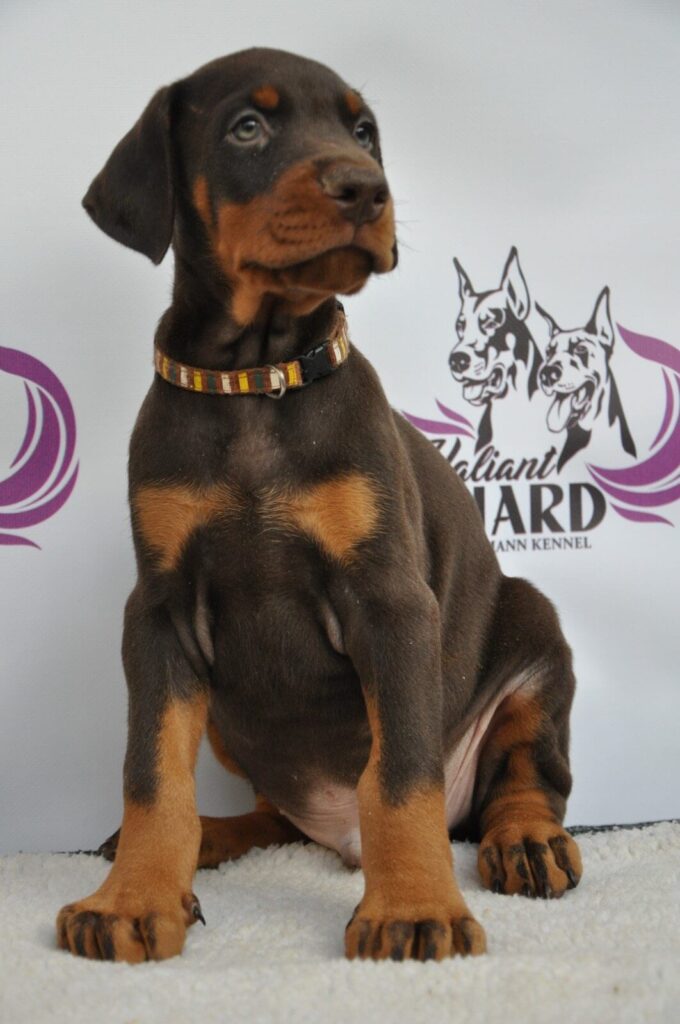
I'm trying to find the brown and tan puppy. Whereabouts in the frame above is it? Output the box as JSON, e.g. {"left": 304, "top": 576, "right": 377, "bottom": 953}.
{"left": 57, "top": 48, "right": 581, "bottom": 964}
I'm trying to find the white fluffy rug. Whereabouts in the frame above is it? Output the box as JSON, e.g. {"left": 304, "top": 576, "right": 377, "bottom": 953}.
{"left": 1, "top": 823, "right": 679, "bottom": 1024}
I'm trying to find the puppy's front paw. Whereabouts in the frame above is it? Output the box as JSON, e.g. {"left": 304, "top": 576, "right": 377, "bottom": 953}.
{"left": 345, "top": 902, "right": 486, "bottom": 961}
{"left": 56, "top": 889, "right": 204, "bottom": 962}
{"left": 479, "top": 822, "right": 582, "bottom": 898}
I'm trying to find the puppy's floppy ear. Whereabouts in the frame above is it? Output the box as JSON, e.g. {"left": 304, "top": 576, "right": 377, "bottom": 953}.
{"left": 82, "top": 86, "right": 175, "bottom": 264}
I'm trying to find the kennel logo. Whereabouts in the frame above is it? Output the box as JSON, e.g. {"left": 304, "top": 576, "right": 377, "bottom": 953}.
{"left": 404, "top": 248, "right": 680, "bottom": 551}
{"left": 0, "top": 346, "right": 79, "bottom": 549}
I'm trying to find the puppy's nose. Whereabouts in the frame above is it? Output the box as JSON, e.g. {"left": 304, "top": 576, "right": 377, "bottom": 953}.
{"left": 449, "top": 350, "right": 470, "bottom": 375}
{"left": 540, "top": 363, "right": 562, "bottom": 387}
{"left": 320, "top": 164, "right": 389, "bottom": 226}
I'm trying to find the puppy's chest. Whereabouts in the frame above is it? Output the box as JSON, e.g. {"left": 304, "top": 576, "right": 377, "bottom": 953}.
{"left": 132, "top": 463, "right": 382, "bottom": 575}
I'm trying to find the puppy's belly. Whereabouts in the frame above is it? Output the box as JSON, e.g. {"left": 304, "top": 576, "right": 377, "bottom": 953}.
{"left": 280, "top": 784, "right": 363, "bottom": 867}
{"left": 279, "top": 673, "right": 536, "bottom": 866}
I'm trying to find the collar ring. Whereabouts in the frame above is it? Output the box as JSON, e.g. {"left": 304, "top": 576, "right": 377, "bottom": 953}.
{"left": 264, "top": 364, "right": 288, "bottom": 399}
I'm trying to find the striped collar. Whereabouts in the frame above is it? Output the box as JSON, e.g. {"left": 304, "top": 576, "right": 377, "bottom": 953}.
{"left": 154, "top": 313, "right": 350, "bottom": 399}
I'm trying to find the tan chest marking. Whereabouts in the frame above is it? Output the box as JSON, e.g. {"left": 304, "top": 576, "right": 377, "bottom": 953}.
{"left": 268, "top": 472, "right": 382, "bottom": 564}
{"left": 133, "top": 483, "right": 242, "bottom": 571}
{"left": 134, "top": 473, "right": 381, "bottom": 571}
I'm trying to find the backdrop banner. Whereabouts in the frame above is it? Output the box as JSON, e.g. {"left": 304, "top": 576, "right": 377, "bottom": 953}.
{"left": 1, "top": 0, "right": 678, "bottom": 853}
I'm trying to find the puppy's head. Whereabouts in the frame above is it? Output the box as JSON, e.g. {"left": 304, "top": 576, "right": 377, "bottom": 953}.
{"left": 537, "top": 287, "right": 614, "bottom": 434}
{"left": 83, "top": 48, "right": 397, "bottom": 324}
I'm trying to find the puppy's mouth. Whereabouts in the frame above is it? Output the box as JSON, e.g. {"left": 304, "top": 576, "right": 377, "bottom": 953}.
{"left": 242, "top": 244, "right": 378, "bottom": 305}
{"left": 461, "top": 365, "right": 506, "bottom": 405}
{"left": 245, "top": 244, "right": 378, "bottom": 295}
{"left": 547, "top": 380, "right": 596, "bottom": 432}
{"left": 248, "top": 220, "right": 396, "bottom": 277}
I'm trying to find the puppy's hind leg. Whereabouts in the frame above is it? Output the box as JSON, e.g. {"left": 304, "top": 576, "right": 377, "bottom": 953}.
{"left": 473, "top": 577, "right": 583, "bottom": 899}
{"left": 100, "top": 797, "right": 305, "bottom": 868}
{"left": 197, "top": 799, "right": 306, "bottom": 867}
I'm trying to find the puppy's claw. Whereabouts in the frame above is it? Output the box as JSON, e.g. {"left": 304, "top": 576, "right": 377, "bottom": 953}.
{"left": 96, "top": 828, "right": 121, "bottom": 862}
{"left": 192, "top": 897, "right": 206, "bottom": 926}
{"left": 182, "top": 892, "right": 206, "bottom": 927}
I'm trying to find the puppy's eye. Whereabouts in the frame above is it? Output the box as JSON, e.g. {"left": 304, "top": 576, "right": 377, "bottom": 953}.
{"left": 354, "top": 121, "right": 375, "bottom": 149}
{"left": 228, "top": 114, "right": 266, "bottom": 144}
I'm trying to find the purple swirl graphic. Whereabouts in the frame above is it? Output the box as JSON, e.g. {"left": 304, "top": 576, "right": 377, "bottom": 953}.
{"left": 0, "top": 346, "right": 79, "bottom": 549}
{"left": 586, "top": 325, "right": 680, "bottom": 526}
{"left": 402, "top": 399, "right": 476, "bottom": 438}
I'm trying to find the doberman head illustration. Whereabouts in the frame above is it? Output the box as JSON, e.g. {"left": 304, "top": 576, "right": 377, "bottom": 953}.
{"left": 537, "top": 287, "right": 637, "bottom": 470}
{"left": 449, "top": 247, "right": 542, "bottom": 450}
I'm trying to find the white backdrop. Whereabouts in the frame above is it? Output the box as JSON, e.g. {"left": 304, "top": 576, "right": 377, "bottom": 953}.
{"left": 1, "top": 0, "right": 678, "bottom": 854}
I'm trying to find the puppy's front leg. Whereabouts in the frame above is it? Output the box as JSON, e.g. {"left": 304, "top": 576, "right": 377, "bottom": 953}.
{"left": 341, "top": 579, "right": 486, "bottom": 961}
{"left": 56, "top": 586, "right": 207, "bottom": 962}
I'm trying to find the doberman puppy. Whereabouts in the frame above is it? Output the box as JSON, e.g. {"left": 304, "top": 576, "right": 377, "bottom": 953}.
{"left": 56, "top": 48, "right": 581, "bottom": 963}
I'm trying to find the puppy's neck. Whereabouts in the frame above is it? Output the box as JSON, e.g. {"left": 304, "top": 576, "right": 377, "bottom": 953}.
{"left": 156, "top": 256, "right": 341, "bottom": 373}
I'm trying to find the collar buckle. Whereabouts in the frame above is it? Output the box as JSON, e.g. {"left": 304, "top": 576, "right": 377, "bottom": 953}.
{"left": 298, "top": 343, "right": 334, "bottom": 386}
